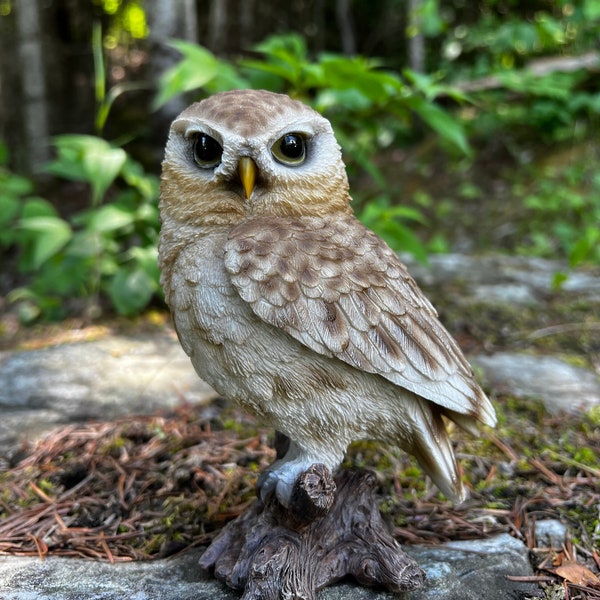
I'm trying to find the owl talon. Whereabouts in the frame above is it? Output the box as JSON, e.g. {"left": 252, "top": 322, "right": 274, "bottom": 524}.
{"left": 256, "top": 465, "right": 296, "bottom": 508}
{"left": 256, "top": 470, "right": 280, "bottom": 504}
{"left": 257, "top": 457, "right": 320, "bottom": 508}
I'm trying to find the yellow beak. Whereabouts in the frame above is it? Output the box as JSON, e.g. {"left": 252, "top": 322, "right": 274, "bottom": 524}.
{"left": 238, "top": 156, "right": 257, "bottom": 199}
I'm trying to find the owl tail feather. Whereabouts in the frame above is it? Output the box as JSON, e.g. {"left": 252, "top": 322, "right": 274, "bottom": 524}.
{"left": 405, "top": 406, "right": 466, "bottom": 504}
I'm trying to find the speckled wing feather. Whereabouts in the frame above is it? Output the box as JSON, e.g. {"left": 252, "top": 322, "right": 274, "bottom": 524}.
{"left": 224, "top": 214, "right": 496, "bottom": 426}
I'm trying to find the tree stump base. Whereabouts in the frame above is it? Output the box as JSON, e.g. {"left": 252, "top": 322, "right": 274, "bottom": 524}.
{"left": 199, "top": 465, "right": 425, "bottom": 599}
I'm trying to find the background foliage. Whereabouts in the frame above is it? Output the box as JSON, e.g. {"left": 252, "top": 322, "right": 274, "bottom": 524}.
{"left": 0, "top": 0, "right": 599, "bottom": 322}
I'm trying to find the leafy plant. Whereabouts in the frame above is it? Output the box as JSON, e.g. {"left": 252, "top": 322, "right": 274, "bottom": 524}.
{"left": 357, "top": 197, "right": 429, "bottom": 261}
{"left": 2, "top": 136, "right": 160, "bottom": 322}
{"left": 1, "top": 21, "right": 162, "bottom": 322}
{"left": 515, "top": 157, "right": 600, "bottom": 284}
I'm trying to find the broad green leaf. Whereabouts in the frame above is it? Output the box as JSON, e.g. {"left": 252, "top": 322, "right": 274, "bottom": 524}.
{"left": 387, "top": 205, "right": 428, "bottom": 224}
{"left": 358, "top": 197, "right": 429, "bottom": 262}
{"left": 403, "top": 68, "right": 470, "bottom": 103}
{"left": 128, "top": 245, "right": 159, "bottom": 278}
{"left": 0, "top": 194, "right": 20, "bottom": 227}
{"left": 316, "top": 88, "right": 373, "bottom": 112}
{"left": 569, "top": 228, "right": 599, "bottom": 267}
{"left": 46, "top": 135, "right": 127, "bottom": 204}
{"left": 241, "top": 59, "right": 297, "bottom": 83}
{"left": 0, "top": 172, "right": 34, "bottom": 196}
{"left": 254, "top": 34, "right": 308, "bottom": 63}
{"left": 319, "top": 56, "right": 398, "bottom": 104}
{"left": 87, "top": 204, "right": 136, "bottom": 233}
{"left": 22, "top": 197, "right": 59, "bottom": 218}
{"left": 44, "top": 136, "right": 89, "bottom": 181}
{"left": 204, "top": 61, "right": 250, "bottom": 93}
{"left": 406, "top": 96, "right": 471, "bottom": 155}
{"left": 552, "top": 271, "right": 568, "bottom": 289}
{"left": 378, "top": 219, "right": 428, "bottom": 263}
{"left": 120, "top": 157, "right": 159, "bottom": 200}
{"left": 584, "top": 0, "right": 600, "bottom": 19}
{"left": 66, "top": 230, "right": 104, "bottom": 258}
{"left": 19, "top": 216, "right": 72, "bottom": 269}
{"left": 154, "top": 40, "right": 219, "bottom": 108}
{"left": 81, "top": 142, "right": 127, "bottom": 205}
{"left": 107, "top": 267, "right": 156, "bottom": 316}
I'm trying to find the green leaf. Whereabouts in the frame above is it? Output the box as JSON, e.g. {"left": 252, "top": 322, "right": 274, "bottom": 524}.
{"left": 379, "top": 220, "right": 429, "bottom": 263}
{"left": 154, "top": 40, "right": 219, "bottom": 108}
{"left": 120, "top": 157, "right": 159, "bottom": 200}
{"left": 46, "top": 135, "right": 127, "bottom": 204}
{"left": 87, "top": 204, "right": 136, "bottom": 233}
{"left": 0, "top": 194, "right": 21, "bottom": 228}
{"left": 386, "top": 205, "right": 428, "bottom": 224}
{"left": 569, "top": 228, "right": 599, "bottom": 267}
{"left": 316, "top": 88, "right": 374, "bottom": 112}
{"left": 583, "top": 0, "right": 600, "bottom": 19}
{"left": 358, "top": 197, "right": 429, "bottom": 262}
{"left": 319, "top": 56, "right": 397, "bottom": 104}
{"left": 107, "top": 267, "right": 156, "bottom": 316}
{"left": 254, "top": 33, "right": 308, "bottom": 64}
{"left": 128, "top": 245, "right": 159, "bottom": 278}
{"left": 204, "top": 62, "right": 250, "bottom": 94}
{"left": 22, "top": 198, "right": 59, "bottom": 218}
{"left": 0, "top": 172, "right": 35, "bottom": 196}
{"left": 66, "top": 230, "right": 104, "bottom": 258}
{"left": 406, "top": 96, "right": 471, "bottom": 155}
{"left": 403, "top": 68, "right": 470, "bottom": 103}
{"left": 552, "top": 271, "right": 568, "bottom": 289}
{"left": 19, "top": 216, "right": 72, "bottom": 269}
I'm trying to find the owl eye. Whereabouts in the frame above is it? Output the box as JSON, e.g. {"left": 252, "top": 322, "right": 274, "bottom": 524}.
{"left": 193, "top": 134, "right": 223, "bottom": 169}
{"left": 271, "top": 133, "right": 306, "bottom": 166}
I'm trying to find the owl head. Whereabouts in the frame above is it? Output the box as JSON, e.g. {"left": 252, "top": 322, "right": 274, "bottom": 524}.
{"left": 160, "top": 89, "right": 352, "bottom": 227}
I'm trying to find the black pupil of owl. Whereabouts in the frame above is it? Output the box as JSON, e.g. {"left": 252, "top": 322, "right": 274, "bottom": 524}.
{"left": 193, "top": 134, "right": 222, "bottom": 167}
{"left": 280, "top": 134, "right": 305, "bottom": 159}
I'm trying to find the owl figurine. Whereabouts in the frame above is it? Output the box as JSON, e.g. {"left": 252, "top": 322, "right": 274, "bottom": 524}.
{"left": 158, "top": 89, "right": 496, "bottom": 508}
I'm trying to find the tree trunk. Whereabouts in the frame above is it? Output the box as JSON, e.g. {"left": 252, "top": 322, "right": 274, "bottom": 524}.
{"left": 15, "top": 0, "right": 50, "bottom": 173}
{"left": 336, "top": 0, "right": 356, "bottom": 56}
{"left": 239, "top": 0, "right": 255, "bottom": 51}
{"left": 407, "top": 0, "right": 425, "bottom": 72}
{"left": 146, "top": 0, "right": 197, "bottom": 155}
{"left": 207, "top": 0, "right": 228, "bottom": 55}
{"left": 313, "top": 0, "right": 326, "bottom": 54}
{"left": 182, "top": 0, "right": 198, "bottom": 42}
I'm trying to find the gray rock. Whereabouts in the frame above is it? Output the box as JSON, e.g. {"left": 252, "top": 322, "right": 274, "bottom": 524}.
{"left": 472, "top": 352, "right": 600, "bottom": 413}
{"left": 407, "top": 533, "right": 536, "bottom": 599}
{"left": 0, "top": 334, "right": 216, "bottom": 455}
{"left": 0, "top": 534, "right": 536, "bottom": 600}
{"left": 472, "top": 283, "right": 537, "bottom": 305}
{"left": 534, "top": 519, "right": 568, "bottom": 549}
{"left": 403, "top": 253, "right": 600, "bottom": 303}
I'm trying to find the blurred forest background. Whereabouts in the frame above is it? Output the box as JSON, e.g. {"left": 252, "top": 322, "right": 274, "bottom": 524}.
{"left": 0, "top": 0, "right": 599, "bottom": 324}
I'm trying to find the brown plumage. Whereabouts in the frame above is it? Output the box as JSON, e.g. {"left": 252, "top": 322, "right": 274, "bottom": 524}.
{"left": 158, "top": 89, "right": 496, "bottom": 507}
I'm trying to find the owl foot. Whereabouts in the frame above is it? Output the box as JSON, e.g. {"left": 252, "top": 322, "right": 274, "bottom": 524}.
{"left": 257, "top": 457, "right": 316, "bottom": 507}
{"left": 257, "top": 438, "right": 339, "bottom": 508}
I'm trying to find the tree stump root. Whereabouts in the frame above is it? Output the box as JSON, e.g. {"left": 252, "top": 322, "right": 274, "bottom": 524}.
{"left": 199, "top": 465, "right": 425, "bottom": 599}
